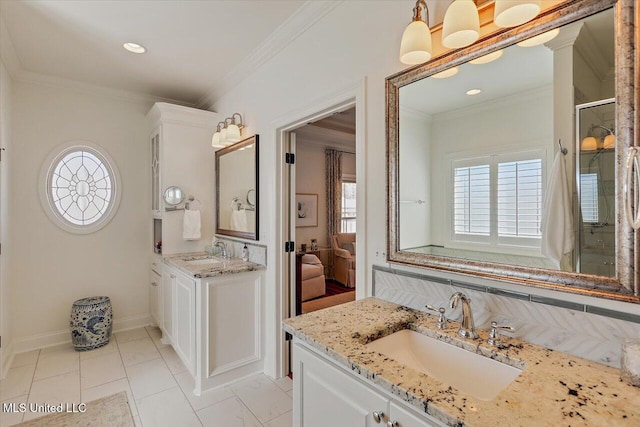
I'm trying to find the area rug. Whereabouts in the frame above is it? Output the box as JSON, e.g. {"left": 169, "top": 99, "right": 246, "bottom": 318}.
{"left": 302, "top": 291, "right": 355, "bottom": 313}
{"left": 17, "top": 391, "right": 134, "bottom": 427}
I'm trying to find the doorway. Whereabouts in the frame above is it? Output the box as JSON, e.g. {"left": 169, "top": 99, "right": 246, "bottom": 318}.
{"left": 276, "top": 86, "right": 366, "bottom": 378}
{"left": 293, "top": 108, "right": 357, "bottom": 318}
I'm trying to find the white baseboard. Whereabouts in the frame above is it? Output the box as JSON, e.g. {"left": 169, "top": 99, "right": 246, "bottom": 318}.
{"left": 9, "top": 313, "right": 153, "bottom": 357}
{"left": 1, "top": 342, "right": 16, "bottom": 380}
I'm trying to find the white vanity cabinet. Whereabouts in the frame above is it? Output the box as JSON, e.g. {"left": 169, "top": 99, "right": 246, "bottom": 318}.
{"left": 160, "top": 264, "right": 197, "bottom": 376}
{"left": 292, "top": 342, "right": 445, "bottom": 427}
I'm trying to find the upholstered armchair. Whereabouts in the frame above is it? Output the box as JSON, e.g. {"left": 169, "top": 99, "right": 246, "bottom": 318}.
{"left": 331, "top": 233, "right": 356, "bottom": 288}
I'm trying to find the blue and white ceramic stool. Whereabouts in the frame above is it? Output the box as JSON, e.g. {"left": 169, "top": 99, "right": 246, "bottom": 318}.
{"left": 70, "top": 296, "right": 113, "bottom": 351}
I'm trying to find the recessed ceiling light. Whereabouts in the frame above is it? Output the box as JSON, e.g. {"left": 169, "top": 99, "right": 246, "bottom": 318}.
{"left": 123, "top": 42, "right": 146, "bottom": 54}
{"left": 432, "top": 67, "right": 459, "bottom": 79}
{"left": 469, "top": 50, "right": 504, "bottom": 65}
{"left": 517, "top": 29, "right": 560, "bottom": 47}
{"left": 466, "top": 89, "right": 482, "bottom": 96}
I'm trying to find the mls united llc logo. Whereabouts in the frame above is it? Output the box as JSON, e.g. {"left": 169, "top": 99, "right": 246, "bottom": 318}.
{"left": 3, "top": 402, "right": 87, "bottom": 414}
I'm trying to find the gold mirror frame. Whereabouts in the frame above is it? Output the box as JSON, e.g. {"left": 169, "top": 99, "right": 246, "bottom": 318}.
{"left": 387, "top": 0, "right": 638, "bottom": 302}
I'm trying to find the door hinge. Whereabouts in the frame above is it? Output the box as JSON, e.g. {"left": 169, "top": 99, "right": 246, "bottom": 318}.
{"left": 285, "top": 332, "right": 292, "bottom": 341}
{"left": 285, "top": 241, "right": 296, "bottom": 252}
{"left": 0, "top": 148, "right": 5, "bottom": 161}
{"left": 285, "top": 153, "right": 295, "bottom": 164}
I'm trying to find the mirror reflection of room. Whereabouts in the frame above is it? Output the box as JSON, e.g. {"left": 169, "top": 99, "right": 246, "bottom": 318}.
{"left": 294, "top": 108, "right": 357, "bottom": 313}
{"left": 398, "top": 8, "right": 614, "bottom": 277}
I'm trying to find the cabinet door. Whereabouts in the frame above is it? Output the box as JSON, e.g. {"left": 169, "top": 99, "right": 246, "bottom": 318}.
{"left": 293, "top": 343, "right": 388, "bottom": 427}
{"left": 174, "top": 274, "right": 196, "bottom": 375}
{"left": 388, "top": 401, "right": 442, "bottom": 427}
{"left": 161, "top": 270, "right": 174, "bottom": 343}
{"left": 150, "top": 269, "right": 161, "bottom": 326}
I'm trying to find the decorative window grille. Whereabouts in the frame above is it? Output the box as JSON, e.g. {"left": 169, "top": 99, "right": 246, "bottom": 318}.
{"left": 42, "top": 144, "right": 120, "bottom": 234}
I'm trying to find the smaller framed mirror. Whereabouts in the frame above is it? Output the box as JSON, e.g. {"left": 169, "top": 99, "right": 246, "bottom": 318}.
{"left": 216, "top": 135, "right": 259, "bottom": 240}
{"left": 163, "top": 186, "right": 184, "bottom": 206}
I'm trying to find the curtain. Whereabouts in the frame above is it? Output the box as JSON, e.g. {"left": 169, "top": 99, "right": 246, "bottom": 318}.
{"left": 326, "top": 149, "right": 342, "bottom": 244}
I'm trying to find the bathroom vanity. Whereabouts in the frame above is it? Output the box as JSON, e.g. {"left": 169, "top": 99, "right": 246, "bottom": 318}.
{"left": 156, "top": 252, "right": 265, "bottom": 395}
{"left": 283, "top": 298, "right": 639, "bottom": 426}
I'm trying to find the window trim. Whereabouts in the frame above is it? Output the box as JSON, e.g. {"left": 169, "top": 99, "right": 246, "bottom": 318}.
{"left": 39, "top": 141, "right": 122, "bottom": 234}
{"left": 444, "top": 144, "right": 547, "bottom": 256}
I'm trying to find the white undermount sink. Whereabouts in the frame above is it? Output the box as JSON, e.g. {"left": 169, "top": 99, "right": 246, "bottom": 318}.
{"left": 185, "top": 258, "right": 221, "bottom": 266}
{"left": 365, "top": 329, "right": 522, "bottom": 401}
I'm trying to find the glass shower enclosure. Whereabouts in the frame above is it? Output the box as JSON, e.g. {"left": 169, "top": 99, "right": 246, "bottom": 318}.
{"left": 575, "top": 99, "right": 615, "bottom": 277}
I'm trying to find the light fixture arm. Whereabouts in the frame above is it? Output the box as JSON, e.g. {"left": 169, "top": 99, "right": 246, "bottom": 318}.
{"left": 216, "top": 121, "right": 226, "bottom": 132}
{"left": 230, "top": 113, "right": 244, "bottom": 128}
{"left": 412, "top": 0, "right": 429, "bottom": 24}
{"left": 591, "top": 124, "right": 614, "bottom": 135}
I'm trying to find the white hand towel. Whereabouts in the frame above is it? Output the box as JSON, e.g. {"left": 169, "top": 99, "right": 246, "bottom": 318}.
{"left": 230, "top": 209, "right": 248, "bottom": 232}
{"left": 541, "top": 151, "right": 574, "bottom": 270}
{"left": 183, "top": 209, "right": 201, "bottom": 240}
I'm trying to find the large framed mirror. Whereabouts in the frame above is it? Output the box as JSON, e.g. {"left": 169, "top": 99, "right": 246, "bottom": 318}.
{"left": 216, "top": 135, "right": 259, "bottom": 240}
{"left": 387, "top": 0, "right": 638, "bottom": 301}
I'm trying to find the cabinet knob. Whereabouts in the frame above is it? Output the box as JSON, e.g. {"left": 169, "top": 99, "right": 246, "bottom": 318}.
{"left": 151, "top": 282, "right": 158, "bottom": 287}
{"left": 387, "top": 421, "right": 399, "bottom": 427}
{"left": 372, "top": 410, "right": 385, "bottom": 423}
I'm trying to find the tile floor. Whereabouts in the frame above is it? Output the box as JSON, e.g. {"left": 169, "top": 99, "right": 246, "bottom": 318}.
{"left": 0, "top": 326, "right": 293, "bottom": 427}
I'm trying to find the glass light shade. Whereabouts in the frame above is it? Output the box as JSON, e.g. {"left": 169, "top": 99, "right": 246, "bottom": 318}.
{"left": 220, "top": 127, "right": 228, "bottom": 144}
{"left": 469, "top": 49, "right": 504, "bottom": 64}
{"left": 226, "top": 124, "right": 241, "bottom": 143}
{"left": 494, "top": 0, "right": 541, "bottom": 28}
{"left": 517, "top": 28, "right": 560, "bottom": 47}
{"left": 442, "top": 0, "right": 480, "bottom": 49}
{"left": 211, "top": 132, "right": 221, "bottom": 147}
{"left": 432, "top": 67, "right": 459, "bottom": 79}
{"left": 400, "top": 20, "right": 432, "bottom": 65}
{"left": 603, "top": 134, "right": 615, "bottom": 149}
{"left": 581, "top": 136, "right": 598, "bottom": 151}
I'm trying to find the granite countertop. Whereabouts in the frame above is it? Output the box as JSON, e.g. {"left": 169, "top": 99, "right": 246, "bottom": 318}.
{"left": 163, "top": 252, "right": 265, "bottom": 278}
{"left": 283, "top": 297, "right": 640, "bottom": 427}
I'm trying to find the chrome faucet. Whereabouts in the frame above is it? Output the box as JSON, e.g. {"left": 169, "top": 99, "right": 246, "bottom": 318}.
{"left": 213, "top": 240, "right": 228, "bottom": 259}
{"left": 449, "top": 292, "right": 478, "bottom": 339}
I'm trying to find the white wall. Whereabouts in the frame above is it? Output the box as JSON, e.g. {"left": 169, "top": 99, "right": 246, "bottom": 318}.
{"left": 210, "top": 0, "right": 411, "bottom": 376}
{"left": 429, "top": 86, "right": 553, "bottom": 246}
{"left": 10, "top": 81, "right": 151, "bottom": 350}
{"left": 295, "top": 141, "right": 356, "bottom": 249}
{"left": 399, "top": 109, "right": 431, "bottom": 250}
{"left": 295, "top": 142, "right": 328, "bottom": 248}
{"left": 0, "top": 60, "right": 13, "bottom": 376}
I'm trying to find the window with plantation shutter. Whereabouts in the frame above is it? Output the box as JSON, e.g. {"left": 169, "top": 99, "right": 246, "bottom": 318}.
{"left": 580, "top": 173, "right": 598, "bottom": 223}
{"left": 450, "top": 149, "right": 544, "bottom": 250}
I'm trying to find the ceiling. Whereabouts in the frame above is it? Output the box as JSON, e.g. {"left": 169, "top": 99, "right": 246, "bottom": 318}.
{"left": 0, "top": 0, "right": 307, "bottom": 106}
{"left": 401, "top": 7, "right": 614, "bottom": 117}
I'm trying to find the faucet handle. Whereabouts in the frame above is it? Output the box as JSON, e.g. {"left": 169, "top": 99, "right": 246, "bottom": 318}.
{"left": 425, "top": 305, "right": 448, "bottom": 330}
{"left": 487, "top": 321, "right": 516, "bottom": 347}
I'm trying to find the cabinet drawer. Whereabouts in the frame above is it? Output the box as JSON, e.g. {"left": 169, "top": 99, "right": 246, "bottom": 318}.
{"left": 151, "top": 255, "right": 163, "bottom": 275}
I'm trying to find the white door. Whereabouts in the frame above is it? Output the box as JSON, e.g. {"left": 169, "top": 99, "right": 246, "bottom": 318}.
{"left": 150, "top": 270, "right": 161, "bottom": 325}
{"left": 174, "top": 274, "right": 196, "bottom": 375}
{"left": 293, "top": 344, "right": 387, "bottom": 427}
{"left": 287, "top": 132, "right": 297, "bottom": 317}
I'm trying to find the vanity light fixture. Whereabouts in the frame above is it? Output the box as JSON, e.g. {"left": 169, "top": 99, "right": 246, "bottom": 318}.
{"left": 516, "top": 28, "right": 560, "bottom": 47}
{"left": 212, "top": 122, "right": 227, "bottom": 148}
{"left": 466, "top": 88, "right": 482, "bottom": 95}
{"left": 494, "top": 0, "right": 541, "bottom": 28}
{"left": 123, "top": 42, "right": 146, "bottom": 54}
{"left": 432, "top": 66, "right": 459, "bottom": 79}
{"left": 442, "top": 0, "right": 480, "bottom": 49}
{"left": 211, "top": 113, "right": 245, "bottom": 148}
{"left": 469, "top": 49, "right": 504, "bottom": 64}
{"left": 399, "top": 0, "right": 432, "bottom": 65}
{"left": 581, "top": 125, "right": 615, "bottom": 151}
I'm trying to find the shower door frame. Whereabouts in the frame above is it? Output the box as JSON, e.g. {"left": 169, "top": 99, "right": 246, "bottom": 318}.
{"left": 575, "top": 98, "right": 616, "bottom": 275}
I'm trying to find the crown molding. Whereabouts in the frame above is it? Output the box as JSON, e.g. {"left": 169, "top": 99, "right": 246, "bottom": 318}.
{"left": 0, "top": 14, "right": 22, "bottom": 79}
{"left": 400, "top": 105, "right": 432, "bottom": 122}
{"left": 433, "top": 84, "right": 553, "bottom": 123}
{"left": 295, "top": 123, "right": 355, "bottom": 150}
{"left": 196, "top": 1, "right": 342, "bottom": 109}
{"left": 147, "top": 102, "right": 218, "bottom": 129}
